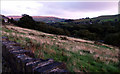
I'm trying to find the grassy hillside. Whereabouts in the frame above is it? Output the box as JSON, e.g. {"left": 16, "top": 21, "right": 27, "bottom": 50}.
{"left": 2, "top": 24, "right": 120, "bottom": 72}
{"left": 72, "top": 14, "right": 120, "bottom": 23}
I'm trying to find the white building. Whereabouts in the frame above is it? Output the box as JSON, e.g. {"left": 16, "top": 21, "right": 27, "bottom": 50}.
{"left": 1, "top": 15, "right": 9, "bottom": 23}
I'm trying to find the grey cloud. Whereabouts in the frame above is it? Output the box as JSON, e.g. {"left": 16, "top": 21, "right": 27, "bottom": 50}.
{"left": 40, "top": 2, "right": 117, "bottom": 12}
{"left": 36, "top": 2, "right": 118, "bottom": 17}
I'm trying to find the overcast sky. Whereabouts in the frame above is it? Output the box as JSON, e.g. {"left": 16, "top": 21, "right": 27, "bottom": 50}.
{"left": 1, "top": 1, "right": 119, "bottom": 19}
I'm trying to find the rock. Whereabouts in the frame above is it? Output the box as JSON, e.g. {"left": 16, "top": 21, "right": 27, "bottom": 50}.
{"left": 60, "top": 36, "right": 68, "bottom": 40}
{"left": 94, "top": 41, "right": 102, "bottom": 45}
{"left": 39, "top": 34, "right": 46, "bottom": 37}
{"left": 29, "top": 33, "right": 34, "bottom": 35}
{"left": 2, "top": 36, "right": 9, "bottom": 41}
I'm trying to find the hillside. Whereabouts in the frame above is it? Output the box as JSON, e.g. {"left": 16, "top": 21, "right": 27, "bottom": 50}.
{"left": 2, "top": 24, "right": 119, "bottom": 72}
{"left": 68, "top": 14, "right": 120, "bottom": 24}
{"left": 7, "top": 16, "right": 66, "bottom": 23}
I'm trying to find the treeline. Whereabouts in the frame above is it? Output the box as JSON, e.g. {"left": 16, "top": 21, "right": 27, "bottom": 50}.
{"left": 8, "top": 14, "right": 70, "bottom": 36}
{"left": 49, "top": 21, "right": 120, "bottom": 47}
{"left": 9, "top": 14, "right": 120, "bottom": 47}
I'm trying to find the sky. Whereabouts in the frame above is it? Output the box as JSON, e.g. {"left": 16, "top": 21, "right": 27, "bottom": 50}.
{"left": 1, "top": 0, "right": 119, "bottom": 19}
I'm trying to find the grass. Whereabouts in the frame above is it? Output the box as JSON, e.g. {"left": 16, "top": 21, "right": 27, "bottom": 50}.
{"left": 101, "top": 18, "right": 117, "bottom": 22}
{"left": 2, "top": 27, "right": 26, "bottom": 35}
{"left": 24, "top": 37, "right": 31, "bottom": 42}
{"left": 33, "top": 43, "right": 120, "bottom": 72}
{"left": 2, "top": 25, "right": 120, "bottom": 72}
{"left": 3, "top": 28, "right": 15, "bottom": 33}
{"left": 3, "top": 34, "right": 120, "bottom": 72}
{"left": 0, "top": 27, "right": 2, "bottom": 30}
{"left": 48, "top": 35, "right": 54, "bottom": 39}
{"left": 18, "top": 32, "right": 26, "bottom": 35}
{"left": 84, "top": 42, "right": 113, "bottom": 50}
{"left": 95, "top": 44, "right": 112, "bottom": 50}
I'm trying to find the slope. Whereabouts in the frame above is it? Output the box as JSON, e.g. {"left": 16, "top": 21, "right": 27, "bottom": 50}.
{"left": 70, "top": 14, "right": 120, "bottom": 24}
{"left": 2, "top": 24, "right": 120, "bottom": 72}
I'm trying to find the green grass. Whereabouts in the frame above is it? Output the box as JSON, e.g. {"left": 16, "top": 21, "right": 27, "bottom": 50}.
{"left": 3, "top": 28, "right": 15, "bottom": 33}
{"left": 84, "top": 42, "right": 113, "bottom": 50}
{"left": 94, "top": 44, "right": 112, "bottom": 50}
{"left": 3, "top": 28, "right": 26, "bottom": 35}
{"left": 24, "top": 37, "right": 31, "bottom": 42}
{"left": 0, "top": 27, "right": 2, "bottom": 30}
{"left": 101, "top": 18, "right": 117, "bottom": 22}
{"left": 3, "top": 34, "right": 22, "bottom": 43}
{"left": 19, "top": 32, "right": 26, "bottom": 35}
{"left": 34, "top": 43, "right": 120, "bottom": 72}
{"left": 48, "top": 35, "right": 54, "bottom": 39}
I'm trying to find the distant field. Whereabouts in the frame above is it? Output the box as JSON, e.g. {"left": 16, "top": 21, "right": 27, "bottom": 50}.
{"left": 2, "top": 24, "right": 120, "bottom": 72}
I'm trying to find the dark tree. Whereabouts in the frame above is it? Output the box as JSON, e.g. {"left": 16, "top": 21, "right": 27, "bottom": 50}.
{"left": 64, "top": 19, "right": 74, "bottom": 22}
{"left": 9, "top": 18, "right": 14, "bottom": 23}
{"left": 18, "top": 14, "right": 36, "bottom": 29}
{"left": 2, "top": 19, "right": 5, "bottom": 23}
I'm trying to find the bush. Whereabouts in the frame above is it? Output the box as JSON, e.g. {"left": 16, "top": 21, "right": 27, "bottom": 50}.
{"left": 104, "top": 33, "right": 120, "bottom": 46}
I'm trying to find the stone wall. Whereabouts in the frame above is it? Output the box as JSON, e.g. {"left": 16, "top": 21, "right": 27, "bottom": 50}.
{"left": 2, "top": 36, "right": 68, "bottom": 73}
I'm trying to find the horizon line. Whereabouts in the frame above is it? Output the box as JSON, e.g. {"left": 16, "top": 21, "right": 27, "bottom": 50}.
{"left": 2, "top": 13, "right": 119, "bottom": 20}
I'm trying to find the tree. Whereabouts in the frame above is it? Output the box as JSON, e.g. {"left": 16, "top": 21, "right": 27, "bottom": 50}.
{"left": 104, "top": 33, "right": 120, "bottom": 46}
{"left": 64, "top": 19, "right": 74, "bottom": 22}
{"left": 90, "top": 19, "right": 92, "bottom": 22}
{"left": 18, "top": 14, "right": 36, "bottom": 29}
{"left": 10, "top": 18, "right": 14, "bottom": 23}
{"left": 9, "top": 18, "right": 15, "bottom": 24}
{"left": 72, "top": 30, "right": 78, "bottom": 36}
{"left": 64, "top": 29, "right": 70, "bottom": 36}
{"left": 2, "top": 19, "right": 5, "bottom": 23}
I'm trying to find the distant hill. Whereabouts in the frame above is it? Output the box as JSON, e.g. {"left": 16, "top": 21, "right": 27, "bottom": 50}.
{"left": 7, "top": 16, "right": 66, "bottom": 23}
{"left": 4, "top": 14, "right": 120, "bottom": 24}
{"left": 66, "top": 14, "right": 120, "bottom": 24}
{"left": 91, "top": 14, "right": 120, "bottom": 22}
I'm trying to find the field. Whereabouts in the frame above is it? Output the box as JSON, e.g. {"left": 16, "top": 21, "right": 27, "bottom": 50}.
{"left": 2, "top": 24, "right": 120, "bottom": 72}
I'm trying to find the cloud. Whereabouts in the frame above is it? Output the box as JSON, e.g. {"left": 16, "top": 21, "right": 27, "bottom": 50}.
{"left": 1, "top": 1, "right": 43, "bottom": 15}
{"left": 41, "top": 2, "right": 117, "bottom": 12}
{"left": 1, "top": 1, "right": 118, "bottom": 19}
{"left": 39, "top": 2, "right": 118, "bottom": 18}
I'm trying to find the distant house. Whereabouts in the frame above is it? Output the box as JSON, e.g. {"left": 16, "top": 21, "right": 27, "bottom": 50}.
{"left": 3, "top": 17, "right": 8, "bottom": 22}
{"left": 1, "top": 15, "right": 9, "bottom": 23}
{"left": 90, "top": 22, "right": 93, "bottom": 24}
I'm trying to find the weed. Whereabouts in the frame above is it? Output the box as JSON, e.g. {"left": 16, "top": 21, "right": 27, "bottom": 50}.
{"left": 48, "top": 35, "right": 54, "bottom": 39}
{"left": 24, "top": 37, "right": 30, "bottom": 42}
